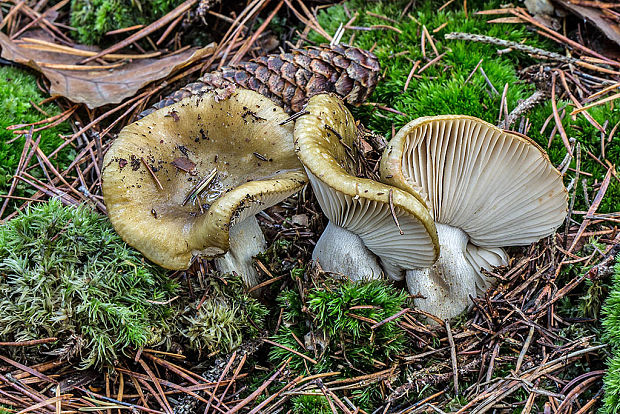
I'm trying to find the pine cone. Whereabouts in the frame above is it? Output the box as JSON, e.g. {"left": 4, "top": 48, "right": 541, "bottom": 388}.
{"left": 139, "top": 44, "right": 380, "bottom": 118}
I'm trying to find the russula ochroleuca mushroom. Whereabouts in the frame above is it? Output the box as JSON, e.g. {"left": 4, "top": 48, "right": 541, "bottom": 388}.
{"left": 294, "top": 94, "right": 439, "bottom": 281}
{"left": 102, "top": 89, "right": 307, "bottom": 287}
{"left": 380, "top": 115, "right": 568, "bottom": 320}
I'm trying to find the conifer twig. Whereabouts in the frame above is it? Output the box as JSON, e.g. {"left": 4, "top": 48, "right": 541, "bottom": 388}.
{"left": 498, "top": 90, "right": 547, "bottom": 129}
{"left": 445, "top": 32, "right": 579, "bottom": 63}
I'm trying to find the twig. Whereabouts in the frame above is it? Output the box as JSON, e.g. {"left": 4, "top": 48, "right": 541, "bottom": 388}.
{"left": 445, "top": 32, "right": 577, "bottom": 63}
{"left": 0, "top": 337, "right": 57, "bottom": 347}
{"left": 445, "top": 320, "right": 459, "bottom": 395}
{"left": 388, "top": 189, "right": 404, "bottom": 235}
{"left": 515, "top": 326, "right": 535, "bottom": 373}
{"left": 498, "top": 90, "right": 546, "bottom": 129}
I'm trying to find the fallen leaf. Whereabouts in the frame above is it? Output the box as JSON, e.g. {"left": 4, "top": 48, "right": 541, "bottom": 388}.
{"left": 171, "top": 157, "right": 196, "bottom": 173}
{"left": 0, "top": 31, "right": 215, "bottom": 108}
{"left": 555, "top": 0, "right": 620, "bottom": 47}
{"left": 291, "top": 214, "right": 309, "bottom": 227}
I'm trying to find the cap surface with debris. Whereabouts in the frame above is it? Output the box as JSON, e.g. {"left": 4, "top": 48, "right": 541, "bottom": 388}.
{"left": 102, "top": 89, "right": 307, "bottom": 285}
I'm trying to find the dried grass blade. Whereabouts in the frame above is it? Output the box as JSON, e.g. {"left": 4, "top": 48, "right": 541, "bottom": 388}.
{"left": 551, "top": 73, "right": 573, "bottom": 156}
{"left": 18, "top": 38, "right": 162, "bottom": 59}
{"left": 15, "top": 393, "right": 69, "bottom": 414}
{"left": 226, "top": 357, "right": 292, "bottom": 414}
{"left": 137, "top": 359, "right": 173, "bottom": 414}
{"left": 570, "top": 92, "right": 620, "bottom": 116}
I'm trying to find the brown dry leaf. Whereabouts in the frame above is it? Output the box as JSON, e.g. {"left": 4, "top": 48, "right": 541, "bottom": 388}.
{"left": 556, "top": 0, "right": 620, "bottom": 47}
{"left": 171, "top": 157, "right": 196, "bottom": 173}
{"left": 0, "top": 31, "right": 216, "bottom": 108}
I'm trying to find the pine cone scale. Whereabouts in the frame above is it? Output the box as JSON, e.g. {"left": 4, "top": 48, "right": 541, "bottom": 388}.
{"left": 139, "top": 45, "right": 380, "bottom": 118}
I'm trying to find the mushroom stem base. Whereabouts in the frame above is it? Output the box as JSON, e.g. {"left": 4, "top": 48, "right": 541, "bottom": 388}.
{"left": 406, "top": 223, "right": 476, "bottom": 321}
{"left": 214, "top": 216, "right": 265, "bottom": 288}
{"left": 313, "top": 221, "right": 383, "bottom": 281}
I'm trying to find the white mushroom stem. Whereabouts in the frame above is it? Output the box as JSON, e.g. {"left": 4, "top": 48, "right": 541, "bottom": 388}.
{"left": 313, "top": 221, "right": 384, "bottom": 281}
{"left": 406, "top": 223, "right": 479, "bottom": 321}
{"left": 214, "top": 216, "right": 265, "bottom": 288}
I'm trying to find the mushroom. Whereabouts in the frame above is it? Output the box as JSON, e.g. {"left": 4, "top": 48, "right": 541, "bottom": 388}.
{"left": 294, "top": 94, "right": 439, "bottom": 281}
{"left": 102, "top": 89, "right": 307, "bottom": 287}
{"left": 380, "top": 115, "right": 568, "bottom": 320}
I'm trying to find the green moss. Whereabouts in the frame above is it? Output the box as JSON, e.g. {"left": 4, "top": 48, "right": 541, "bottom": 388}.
{"left": 184, "top": 300, "right": 245, "bottom": 353}
{"left": 70, "top": 0, "right": 179, "bottom": 45}
{"left": 291, "top": 394, "right": 332, "bottom": 414}
{"left": 602, "top": 257, "right": 620, "bottom": 347}
{"left": 269, "top": 278, "right": 408, "bottom": 408}
{"left": 0, "top": 66, "right": 73, "bottom": 213}
{"left": 178, "top": 273, "right": 269, "bottom": 356}
{"left": 0, "top": 199, "right": 176, "bottom": 368}
{"left": 310, "top": 0, "right": 550, "bottom": 131}
{"left": 602, "top": 256, "right": 620, "bottom": 413}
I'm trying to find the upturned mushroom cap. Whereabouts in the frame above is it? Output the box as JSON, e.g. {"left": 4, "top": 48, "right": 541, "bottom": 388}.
{"left": 380, "top": 115, "right": 568, "bottom": 247}
{"left": 380, "top": 115, "right": 568, "bottom": 318}
{"left": 102, "top": 90, "right": 307, "bottom": 270}
{"left": 294, "top": 94, "right": 439, "bottom": 279}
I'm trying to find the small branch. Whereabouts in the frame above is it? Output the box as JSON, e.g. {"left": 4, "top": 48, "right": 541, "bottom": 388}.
{"left": 0, "top": 337, "right": 57, "bottom": 347}
{"left": 445, "top": 319, "right": 459, "bottom": 395}
{"left": 498, "top": 90, "right": 547, "bottom": 129}
{"left": 445, "top": 32, "right": 577, "bottom": 64}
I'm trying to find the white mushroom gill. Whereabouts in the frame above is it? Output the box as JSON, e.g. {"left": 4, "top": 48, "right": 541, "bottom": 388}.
{"left": 307, "top": 167, "right": 438, "bottom": 281}
{"left": 381, "top": 115, "right": 567, "bottom": 320}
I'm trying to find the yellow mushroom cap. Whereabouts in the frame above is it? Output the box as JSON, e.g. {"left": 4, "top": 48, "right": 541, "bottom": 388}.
{"left": 294, "top": 94, "right": 439, "bottom": 274}
{"left": 102, "top": 90, "right": 307, "bottom": 270}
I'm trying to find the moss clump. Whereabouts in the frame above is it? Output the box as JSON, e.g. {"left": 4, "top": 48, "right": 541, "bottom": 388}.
{"left": 291, "top": 395, "right": 332, "bottom": 414}
{"left": 602, "top": 256, "right": 620, "bottom": 413}
{"left": 0, "top": 66, "right": 73, "bottom": 213}
{"left": 0, "top": 199, "right": 176, "bottom": 368}
{"left": 178, "top": 273, "right": 269, "bottom": 356}
{"left": 70, "top": 0, "right": 179, "bottom": 45}
{"left": 269, "top": 277, "right": 408, "bottom": 407}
